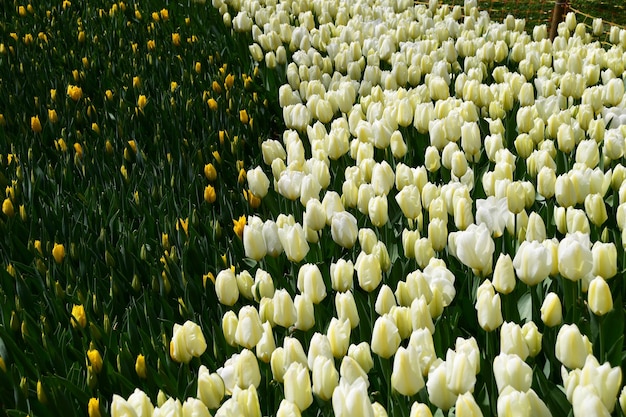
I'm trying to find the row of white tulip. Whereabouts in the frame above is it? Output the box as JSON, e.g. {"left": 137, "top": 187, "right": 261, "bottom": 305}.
{"left": 114, "top": 0, "right": 626, "bottom": 414}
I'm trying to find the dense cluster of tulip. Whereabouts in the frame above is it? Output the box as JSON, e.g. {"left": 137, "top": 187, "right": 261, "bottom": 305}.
{"left": 105, "top": 0, "right": 626, "bottom": 415}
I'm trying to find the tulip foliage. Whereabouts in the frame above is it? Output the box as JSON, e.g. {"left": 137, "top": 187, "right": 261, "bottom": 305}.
{"left": 1, "top": 0, "right": 626, "bottom": 416}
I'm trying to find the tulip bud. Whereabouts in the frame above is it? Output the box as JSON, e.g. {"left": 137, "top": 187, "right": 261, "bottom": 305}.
{"left": 330, "top": 259, "right": 354, "bottom": 292}
{"left": 273, "top": 289, "right": 297, "bottom": 329}
{"left": 331, "top": 211, "right": 358, "bottom": 249}
{"left": 475, "top": 280, "right": 503, "bottom": 332}
{"left": 283, "top": 362, "right": 313, "bottom": 411}
{"left": 235, "top": 306, "right": 263, "bottom": 349}
{"left": 391, "top": 346, "right": 424, "bottom": 396}
{"left": 592, "top": 241, "right": 617, "bottom": 279}
{"left": 371, "top": 314, "right": 401, "bottom": 359}
{"left": 277, "top": 223, "right": 309, "bottom": 262}
{"left": 426, "top": 360, "right": 457, "bottom": 411}
{"left": 312, "top": 356, "right": 339, "bottom": 401}
{"left": 584, "top": 193, "right": 608, "bottom": 227}
{"left": 558, "top": 232, "right": 593, "bottom": 282}
{"left": 588, "top": 276, "right": 613, "bottom": 316}
{"left": 336, "top": 291, "right": 360, "bottom": 329}
{"left": 327, "top": 318, "right": 351, "bottom": 358}
{"left": 540, "top": 292, "right": 562, "bottom": 327}
{"left": 244, "top": 216, "right": 267, "bottom": 261}
{"left": 513, "top": 241, "right": 552, "bottom": 286}
{"left": 356, "top": 252, "right": 382, "bottom": 292}
{"left": 492, "top": 254, "right": 516, "bottom": 294}
{"left": 169, "top": 320, "right": 207, "bottom": 363}
{"left": 500, "top": 322, "right": 529, "bottom": 360}
{"left": 297, "top": 264, "right": 326, "bottom": 304}
{"left": 555, "top": 323, "right": 592, "bottom": 369}
{"left": 522, "top": 321, "right": 542, "bottom": 357}
{"left": 197, "top": 366, "right": 225, "bottom": 409}
{"left": 182, "top": 398, "right": 211, "bottom": 417}
{"left": 410, "top": 402, "right": 434, "bottom": 417}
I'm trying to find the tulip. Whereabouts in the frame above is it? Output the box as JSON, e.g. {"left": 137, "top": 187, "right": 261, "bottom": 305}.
{"left": 170, "top": 321, "right": 207, "bottom": 363}
{"left": 522, "top": 322, "right": 542, "bottom": 357}
{"left": 215, "top": 269, "right": 239, "bottom": 306}
{"left": 322, "top": 191, "right": 345, "bottom": 225}
{"left": 391, "top": 346, "right": 424, "bottom": 396}
{"left": 540, "top": 292, "right": 562, "bottom": 327}
{"left": 273, "top": 289, "right": 297, "bottom": 329}
{"left": 371, "top": 315, "right": 401, "bottom": 359}
{"left": 348, "top": 342, "right": 374, "bottom": 374}
{"left": 500, "top": 322, "right": 529, "bottom": 360}
{"left": 235, "top": 306, "right": 263, "bottom": 349}
{"left": 592, "top": 242, "right": 617, "bottom": 279}
{"left": 246, "top": 167, "right": 270, "bottom": 198}
{"left": 335, "top": 291, "right": 359, "bottom": 329}
{"left": 339, "top": 355, "right": 369, "bottom": 386}
{"left": 584, "top": 193, "right": 608, "bottom": 227}
{"left": 425, "top": 146, "right": 441, "bottom": 172}
{"left": 411, "top": 296, "right": 435, "bottom": 334}
{"left": 414, "top": 238, "right": 435, "bottom": 269}
{"left": 197, "top": 366, "right": 225, "bottom": 409}
{"left": 222, "top": 311, "right": 238, "bottom": 347}
{"left": 312, "top": 356, "right": 339, "bottom": 401}
{"left": 493, "top": 253, "right": 516, "bottom": 294}
{"left": 570, "top": 355, "right": 623, "bottom": 412}
{"left": 555, "top": 323, "right": 592, "bottom": 369}
{"left": 395, "top": 185, "right": 422, "bottom": 220}
{"left": 427, "top": 360, "right": 458, "bottom": 411}
{"left": 243, "top": 216, "right": 267, "bottom": 261}
{"left": 251, "top": 269, "right": 274, "bottom": 302}
{"left": 154, "top": 398, "right": 183, "bottom": 417}
{"left": 409, "top": 402, "right": 433, "bottom": 417}
{"left": 371, "top": 161, "right": 395, "bottom": 196}
{"left": 294, "top": 294, "right": 315, "bottom": 331}
{"left": 475, "top": 280, "right": 503, "bottom": 331}
{"left": 390, "top": 306, "right": 412, "bottom": 340}
{"left": 428, "top": 217, "right": 448, "bottom": 251}
{"left": 297, "top": 263, "right": 326, "bottom": 304}
{"left": 283, "top": 362, "right": 313, "bottom": 411}
{"left": 588, "top": 276, "right": 613, "bottom": 315}
{"left": 261, "top": 140, "right": 286, "bottom": 165}
{"left": 497, "top": 387, "right": 551, "bottom": 417}
{"left": 537, "top": 167, "right": 556, "bottom": 199}
{"left": 493, "top": 353, "right": 532, "bottom": 394}
{"left": 263, "top": 220, "right": 283, "bottom": 257}
{"left": 368, "top": 195, "right": 388, "bottom": 228}
{"left": 327, "top": 318, "right": 351, "bottom": 358}
{"left": 356, "top": 252, "right": 382, "bottom": 292}
{"left": 125, "top": 389, "right": 155, "bottom": 417}
{"left": 182, "top": 398, "right": 211, "bottom": 417}
{"left": 475, "top": 197, "right": 509, "bottom": 238}
{"left": 331, "top": 211, "right": 358, "bottom": 249}
{"left": 558, "top": 232, "right": 593, "bottom": 282}
{"left": 332, "top": 378, "right": 375, "bottom": 417}
{"left": 512, "top": 241, "right": 552, "bottom": 286}
{"left": 572, "top": 385, "right": 611, "bottom": 417}
{"left": 555, "top": 174, "right": 577, "bottom": 208}
{"left": 277, "top": 223, "right": 309, "bottom": 263}
{"left": 455, "top": 392, "right": 484, "bottom": 417}
{"left": 276, "top": 400, "right": 301, "bottom": 417}
{"left": 330, "top": 259, "right": 354, "bottom": 292}
{"left": 357, "top": 183, "right": 375, "bottom": 215}
{"left": 358, "top": 228, "right": 378, "bottom": 254}
{"left": 448, "top": 223, "right": 495, "bottom": 275}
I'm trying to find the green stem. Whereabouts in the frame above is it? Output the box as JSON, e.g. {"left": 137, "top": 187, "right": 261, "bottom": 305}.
{"left": 598, "top": 314, "right": 605, "bottom": 363}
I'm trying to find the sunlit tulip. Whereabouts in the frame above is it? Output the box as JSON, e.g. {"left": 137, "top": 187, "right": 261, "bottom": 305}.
{"left": 395, "top": 185, "right": 422, "bottom": 220}
{"left": 328, "top": 318, "right": 351, "bottom": 358}
{"left": 513, "top": 241, "right": 552, "bottom": 286}
{"left": 522, "top": 322, "right": 542, "bottom": 357}
{"left": 125, "top": 389, "right": 155, "bottom": 417}
{"left": 182, "top": 398, "right": 210, "bottom": 417}
{"left": 475, "top": 280, "right": 503, "bottom": 331}
{"left": 243, "top": 216, "right": 267, "bottom": 261}
{"left": 572, "top": 385, "right": 611, "bottom": 417}
{"left": 332, "top": 378, "right": 374, "bottom": 417}
{"left": 414, "top": 238, "right": 435, "bottom": 269}
{"left": 591, "top": 241, "right": 616, "bottom": 279}
{"left": 215, "top": 269, "right": 239, "bottom": 306}
{"left": 276, "top": 400, "right": 301, "bottom": 417}
{"left": 455, "top": 392, "right": 484, "bottom": 417}
{"left": 330, "top": 211, "right": 358, "bottom": 249}
{"left": 492, "top": 254, "right": 516, "bottom": 294}
{"left": 255, "top": 321, "right": 275, "bottom": 363}
{"left": 339, "top": 355, "right": 369, "bottom": 387}
{"left": 283, "top": 362, "right": 313, "bottom": 411}
{"left": 153, "top": 398, "right": 182, "bottom": 417}
{"left": 588, "top": 276, "right": 613, "bottom": 316}
{"left": 330, "top": 259, "right": 354, "bottom": 292}
{"left": 493, "top": 353, "right": 532, "bottom": 394}
{"left": 475, "top": 197, "right": 510, "bottom": 238}
{"left": 500, "top": 322, "right": 529, "bottom": 360}
{"left": 584, "top": 193, "right": 608, "bottom": 227}
{"left": 368, "top": 195, "right": 388, "bottom": 228}
{"left": 297, "top": 264, "right": 326, "bottom": 304}
{"left": 170, "top": 321, "right": 207, "bottom": 363}
{"left": 558, "top": 232, "right": 593, "bottom": 282}
{"left": 277, "top": 223, "right": 309, "bottom": 262}
{"left": 555, "top": 174, "right": 577, "bottom": 208}
{"left": 555, "top": 323, "right": 593, "bottom": 369}
{"left": 371, "top": 315, "right": 401, "bottom": 359}
{"left": 335, "top": 291, "right": 360, "bottom": 329}
{"left": 312, "top": 356, "right": 339, "bottom": 401}
{"left": 445, "top": 348, "right": 477, "bottom": 395}
{"left": 537, "top": 167, "right": 556, "bottom": 199}
{"left": 391, "top": 346, "right": 424, "bottom": 396}
{"left": 576, "top": 355, "right": 623, "bottom": 412}
{"left": 409, "top": 402, "right": 433, "bottom": 417}
{"left": 356, "top": 252, "right": 382, "bottom": 292}
{"left": 525, "top": 212, "right": 546, "bottom": 242}
{"left": 235, "top": 306, "right": 263, "bottom": 349}
{"left": 347, "top": 342, "right": 374, "bottom": 374}
{"left": 427, "top": 360, "right": 458, "bottom": 411}
{"left": 293, "top": 294, "right": 315, "bottom": 331}
{"left": 273, "top": 289, "right": 297, "bottom": 328}
{"left": 262, "top": 220, "right": 283, "bottom": 257}
{"left": 540, "top": 292, "right": 562, "bottom": 327}
{"left": 222, "top": 310, "right": 239, "bottom": 347}
{"left": 449, "top": 223, "right": 495, "bottom": 275}
{"left": 497, "top": 386, "right": 551, "bottom": 417}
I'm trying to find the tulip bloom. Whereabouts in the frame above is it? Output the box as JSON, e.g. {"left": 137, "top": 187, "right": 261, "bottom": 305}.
{"left": 555, "top": 324, "right": 593, "bottom": 369}
{"left": 331, "top": 211, "right": 358, "bottom": 249}
{"left": 371, "top": 315, "right": 401, "bottom": 359}
{"left": 587, "top": 276, "right": 613, "bottom": 316}
{"left": 512, "top": 241, "right": 552, "bottom": 286}
{"left": 197, "top": 365, "right": 225, "bottom": 409}
{"left": 391, "top": 347, "right": 424, "bottom": 396}
{"left": 448, "top": 223, "right": 495, "bottom": 275}
{"left": 169, "top": 321, "right": 207, "bottom": 363}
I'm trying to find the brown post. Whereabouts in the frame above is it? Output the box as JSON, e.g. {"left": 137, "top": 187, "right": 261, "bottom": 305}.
{"left": 550, "top": 0, "right": 569, "bottom": 40}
